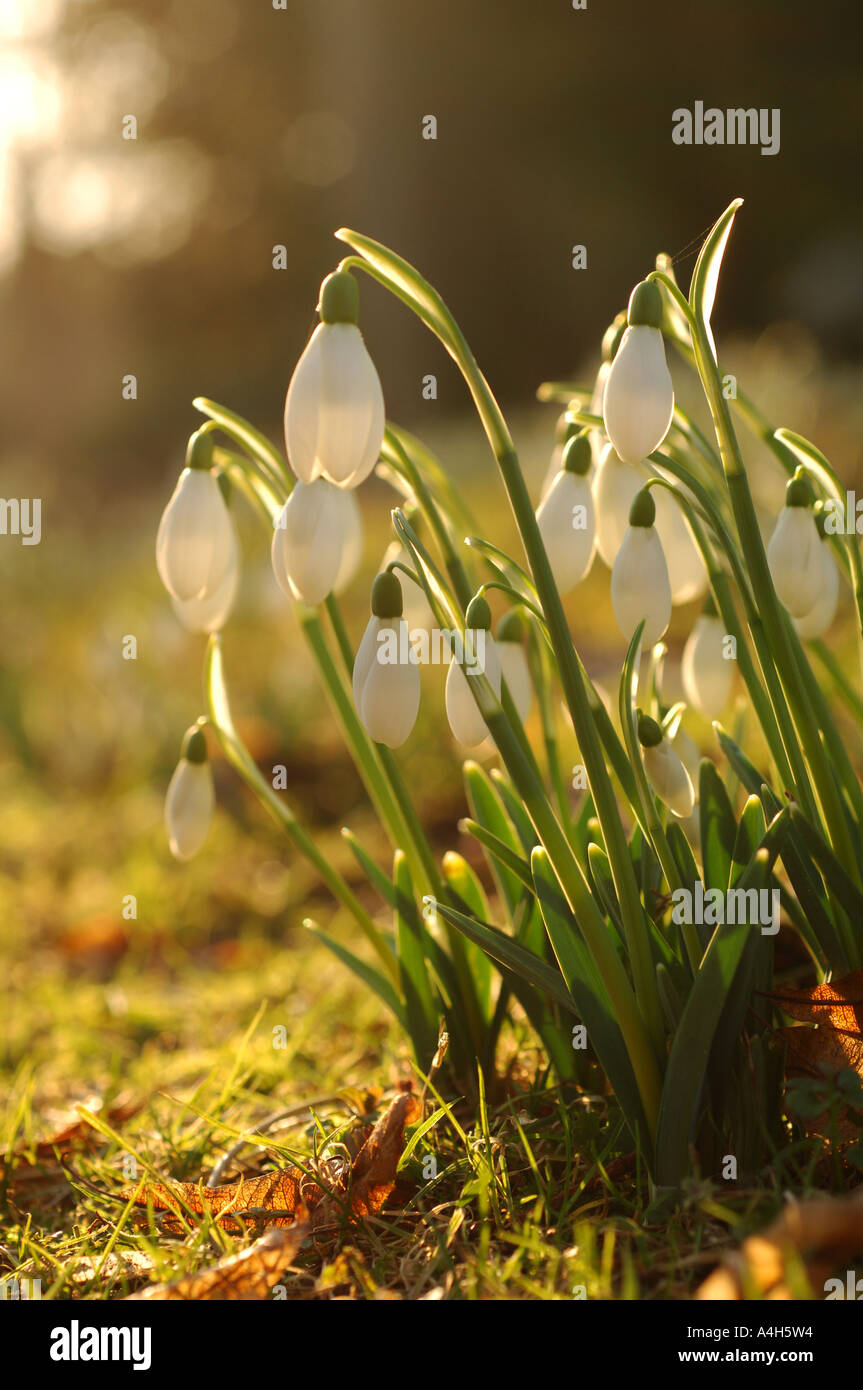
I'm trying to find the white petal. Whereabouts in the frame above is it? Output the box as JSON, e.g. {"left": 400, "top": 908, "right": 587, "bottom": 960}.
{"left": 285, "top": 323, "right": 384, "bottom": 489}
{"left": 445, "top": 637, "right": 501, "bottom": 746}
{"left": 156, "top": 469, "right": 235, "bottom": 602}
{"left": 589, "top": 361, "right": 610, "bottom": 467}
{"left": 172, "top": 531, "right": 240, "bottom": 633}
{"left": 352, "top": 615, "right": 383, "bottom": 710}
{"left": 499, "top": 642, "right": 532, "bottom": 723}
{"left": 681, "top": 614, "right": 733, "bottom": 718}
{"left": 767, "top": 506, "right": 823, "bottom": 617}
{"left": 271, "top": 478, "right": 346, "bottom": 605}
{"left": 333, "top": 488, "right": 363, "bottom": 592}
{"left": 611, "top": 526, "right": 671, "bottom": 646}
{"left": 165, "top": 759, "right": 214, "bottom": 860}
{"left": 593, "top": 445, "right": 646, "bottom": 568}
{"left": 539, "top": 442, "right": 564, "bottom": 504}
{"left": 792, "top": 541, "right": 840, "bottom": 640}
{"left": 358, "top": 620, "right": 420, "bottom": 747}
{"left": 536, "top": 471, "right": 596, "bottom": 593}
{"left": 643, "top": 740, "right": 694, "bottom": 818}
{"left": 653, "top": 479, "right": 707, "bottom": 605}
{"left": 602, "top": 325, "right": 674, "bottom": 465}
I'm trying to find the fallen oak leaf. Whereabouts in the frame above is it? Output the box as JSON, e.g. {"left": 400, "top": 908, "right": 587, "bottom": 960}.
{"left": 129, "top": 1217, "right": 310, "bottom": 1301}
{"left": 695, "top": 1194, "right": 863, "bottom": 1300}
{"left": 762, "top": 968, "right": 863, "bottom": 1034}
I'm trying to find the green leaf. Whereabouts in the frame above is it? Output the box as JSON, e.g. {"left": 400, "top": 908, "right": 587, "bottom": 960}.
{"left": 689, "top": 199, "right": 743, "bottom": 360}
{"left": 459, "top": 818, "right": 533, "bottom": 895}
{"left": 728, "top": 795, "right": 766, "bottom": 890}
{"left": 463, "top": 762, "right": 527, "bottom": 915}
{"left": 531, "top": 848, "right": 650, "bottom": 1146}
{"left": 335, "top": 227, "right": 459, "bottom": 353}
{"left": 442, "top": 851, "right": 495, "bottom": 1022}
{"left": 788, "top": 806, "right": 863, "bottom": 923}
{"left": 304, "top": 922, "right": 406, "bottom": 1030}
{"left": 699, "top": 760, "right": 737, "bottom": 893}
{"left": 434, "top": 901, "right": 573, "bottom": 1012}
{"left": 393, "top": 851, "right": 439, "bottom": 1067}
{"left": 655, "top": 843, "right": 774, "bottom": 1187}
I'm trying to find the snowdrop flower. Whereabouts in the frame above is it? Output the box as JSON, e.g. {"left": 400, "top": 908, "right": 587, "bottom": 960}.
{"left": 589, "top": 311, "right": 626, "bottom": 466}
{"left": 352, "top": 572, "right": 420, "bottom": 748}
{"left": 172, "top": 530, "right": 240, "bottom": 633}
{"left": 334, "top": 487, "right": 363, "bottom": 593}
{"left": 381, "top": 541, "right": 433, "bottom": 629}
{"left": 611, "top": 488, "right": 672, "bottom": 646}
{"left": 496, "top": 610, "right": 532, "bottom": 723}
{"left": 156, "top": 430, "right": 235, "bottom": 602}
{"left": 653, "top": 477, "right": 707, "bottom": 606}
{"left": 593, "top": 443, "right": 646, "bottom": 569}
{"left": 792, "top": 513, "right": 840, "bottom": 641}
{"left": 602, "top": 280, "right": 674, "bottom": 465}
{"left": 165, "top": 724, "right": 214, "bottom": 860}
{"left": 284, "top": 270, "right": 385, "bottom": 489}
{"left": 638, "top": 713, "right": 694, "bottom": 819}
{"left": 767, "top": 472, "right": 823, "bottom": 618}
{"left": 445, "top": 595, "right": 501, "bottom": 747}
{"left": 271, "top": 477, "right": 361, "bottom": 606}
{"left": 681, "top": 596, "right": 733, "bottom": 718}
{"left": 536, "top": 434, "right": 596, "bottom": 593}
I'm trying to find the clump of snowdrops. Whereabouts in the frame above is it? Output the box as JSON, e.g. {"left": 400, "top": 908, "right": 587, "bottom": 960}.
{"left": 156, "top": 200, "right": 863, "bottom": 1191}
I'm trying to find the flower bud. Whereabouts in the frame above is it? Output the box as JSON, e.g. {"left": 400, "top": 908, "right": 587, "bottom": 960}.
{"left": 284, "top": 271, "right": 385, "bottom": 489}
{"left": 496, "top": 611, "right": 532, "bottom": 723}
{"left": 767, "top": 474, "right": 822, "bottom": 618}
{"left": 593, "top": 443, "right": 646, "bottom": 568}
{"left": 156, "top": 432, "right": 236, "bottom": 602}
{"left": 638, "top": 714, "right": 694, "bottom": 818}
{"left": 536, "top": 435, "right": 596, "bottom": 594}
{"left": 611, "top": 489, "right": 671, "bottom": 646}
{"left": 352, "top": 573, "right": 420, "bottom": 748}
{"left": 681, "top": 600, "right": 732, "bottom": 718}
{"left": 445, "top": 597, "right": 501, "bottom": 746}
{"left": 792, "top": 531, "right": 840, "bottom": 641}
{"left": 271, "top": 477, "right": 361, "bottom": 606}
{"left": 165, "top": 725, "right": 214, "bottom": 860}
{"left": 602, "top": 282, "right": 674, "bottom": 465}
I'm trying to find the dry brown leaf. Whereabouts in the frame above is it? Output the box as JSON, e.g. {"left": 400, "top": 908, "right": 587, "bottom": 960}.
{"left": 122, "top": 1089, "right": 421, "bottom": 1300}
{"left": 696, "top": 1194, "right": 863, "bottom": 1299}
{"left": 1, "top": 1096, "right": 142, "bottom": 1198}
{"left": 765, "top": 969, "right": 863, "bottom": 1034}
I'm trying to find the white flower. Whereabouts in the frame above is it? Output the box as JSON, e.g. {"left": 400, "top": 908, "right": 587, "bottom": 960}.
{"left": 156, "top": 448, "right": 235, "bottom": 602}
{"left": 284, "top": 271, "right": 384, "bottom": 489}
{"left": 445, "top": 600, "right": 501, "bottom": 746}
{"left": 352, "top": 573, "right": 420, "bottom": 748}
{"left": 271, "top": 478, "right": 360, "bottom": 606}
{"left": 497, "top": 617, "right": 532, "bottom": 723}
{"left": 334, "top": 487, "right": 363, "bottom": 593}
{"left": 602, "top": 282, "right": 674, "bottom": 465}
{"left": 536, "top": 437, "right": 596, "bottom": 593}
{"left": 639, "top": 717, "right": 694, "bottom": 818}
{"left": 767, "top": 482, "right": 822, "bottom": 617}
{"left": 653, "top": 477, "right": 707, "bottom": 606}
{"left": 172, "top": 531, "right": 240, "bottom": 633}
{"left": 593, "top": 443, "right": 646, "bottom": 568}
{"left": 165, "top": 727, "right": 214, "bottom": 860}
{"left": 792, "top": 537, "right": 839, "bottom": 641}
{"left": 611, "top": 491, "right": 671, "bottom": 646}
{"left": 681, "top": 611, "right": 732, "bottom": 718}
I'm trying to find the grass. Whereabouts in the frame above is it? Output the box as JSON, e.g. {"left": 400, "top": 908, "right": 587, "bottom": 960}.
{"left": 3, "top": 350, "right": 863, "bottom": 1300}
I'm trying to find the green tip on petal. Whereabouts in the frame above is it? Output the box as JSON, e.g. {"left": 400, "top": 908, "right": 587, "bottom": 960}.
{"left": 181, "top": 725, "right": 208, "bottom": 764}
{"left": 627, "top": 280, "right": 663, "bottom": 329}
{"left": 637, "top": 712, "right": 663, "bottom": 748}
{"left": 465, "top": 594, "right": 492, "bottom": 630}
{"left": 186, "top": 428, "right": 214, "bottom": 472}
{"left": 318, "top": 270, "right": 359, "bottom": 325}
{"left": 629, "top": 487, "right": 656, "bottom": 528}
{"left": 371, "top": 570, "right": 403, "bottom": 618}
{"left": 216, "top": 470, "right": 232, "bottom": 506}
{"left": 785, "top": 470, "right": 813, "bottom": 509}
{"left": 497, "top": 609, "right": 524, "bottom": 643}
{"left": 555, "top": 413, "right": 581, "bottom": 444}
{"left": 602, "top": 311, "right": 627, "bottom": 362}
{"left": 562, "top": 432, "right": 592, "bottom": 476}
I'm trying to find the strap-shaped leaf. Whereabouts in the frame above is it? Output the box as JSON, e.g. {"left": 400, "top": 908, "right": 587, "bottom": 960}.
{"left": 460, "top": 818, "right": 533, "bottom": 894}
{"left": 393, "top": 851, "right": 439, "bottom": 1067}
{"left": 699, "top": 760, "right": 737, "bottom": 893}
{"left": 304, "top": 921, "right": 406, "bottom": 1030}
{"left": 434, "top": 901, "right": 572, "bottom": 1012}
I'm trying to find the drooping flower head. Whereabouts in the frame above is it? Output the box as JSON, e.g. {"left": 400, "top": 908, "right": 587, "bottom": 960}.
{"left": 536, "top": 432, "right": 596, "bottom": 594}
{"left": 284, "top": 270, "right": 385, "bottom": 489}
{"left": 638, "top": 712, "right": 694, "bottom": 819}
{"left": 767, "top": 470, "right": 823, "bottom": 618}
{"left": 791, "top": 501, "right": 840, "bottom": 641}
{"left": 156, "top": 429, "right": 236, "bottom": 603}
{"left": 445, "top": 594, "right": 501, "bottom": 747}
{"left": 611, "top": 486, "right": 672, "bottom": 647}
{"left": 352, "top": 571, "right": 421, "bottom": 749}
{"left": 271, "top": 476, "right": 362, "bottom": 606}
{"left": 165, "top": 723, "right": 214, "bottom": 861}
{"left": 681, "top": 593, "right": 733, "bottom": 719}
{"left": 496, "top": 609, "right": 532, "bottom": 724}
{"left": 602, "top": 280, "right": 674, "bottom": 465}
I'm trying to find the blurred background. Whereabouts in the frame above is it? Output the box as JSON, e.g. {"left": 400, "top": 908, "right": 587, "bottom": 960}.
{"left": 2, "top": 0, "right": 863, "bottom": 1103}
